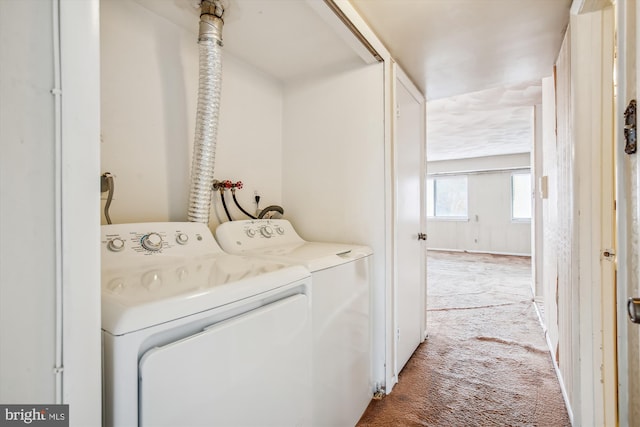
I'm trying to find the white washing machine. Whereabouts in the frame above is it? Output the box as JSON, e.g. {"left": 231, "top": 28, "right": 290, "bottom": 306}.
{"left": 101, "top": 222, "right": 312, "bottom": 427}
{"left": 215, "top": 219, "right": 373, "bottom": 427}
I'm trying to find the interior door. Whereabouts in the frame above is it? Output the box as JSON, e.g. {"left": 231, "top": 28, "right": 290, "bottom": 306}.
{"left": 617, "top": 1, "right": 640, "bottom": 425}
{"left": 623, "top": 244, "right": 640, "bottom": 425}
{"left": 394, "top": 67, "right": 426, "bottom": 373}
{"left": 591, "top": 7, "right": 617, "bottom": 424}
{"left": 630, "top": 3, "right": 640, "bottom": 423}
{"left": 620, "top": 102, "right": 640, "bottom": 426}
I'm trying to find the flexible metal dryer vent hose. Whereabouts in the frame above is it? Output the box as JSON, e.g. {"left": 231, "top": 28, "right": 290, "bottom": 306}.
{"left": 187, "top": 1, "right": 225, "bottom": 223}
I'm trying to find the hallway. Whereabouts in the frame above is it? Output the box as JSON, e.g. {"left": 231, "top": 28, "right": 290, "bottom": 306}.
{"left": 358, "top": 251, "right": 570, "bottom": 426}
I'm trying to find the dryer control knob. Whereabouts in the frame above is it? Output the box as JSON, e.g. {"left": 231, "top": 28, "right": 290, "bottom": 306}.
{"left": 176, "top": 233, "right": 189, "bottom": 245}
{"left": 260, "top": 226, "right": 274, "bottom": 238}
{"left": 275, "top": 226, "right": 285, "bottom": 235}
{"left": 246, "top": 228, "right": 256, "bottom": 238}
{"left": 141, "top": 232, "right": 163, "bottom": 251}
{"left": 107, "top": 238, "right": 125, "bottom": 252}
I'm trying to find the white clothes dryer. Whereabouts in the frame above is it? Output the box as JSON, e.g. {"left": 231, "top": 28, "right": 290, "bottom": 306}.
{"left": 101, "top": 222, "right": 312, "bottom": 427}
{"left": 215, "top": 219, "right": 373, "bottom": 427}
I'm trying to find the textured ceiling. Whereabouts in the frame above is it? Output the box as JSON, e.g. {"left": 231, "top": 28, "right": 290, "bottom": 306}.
{"left": 349, "top": 0, "right": 568, "bottom": 161}
{"left": 427, "top": 80, "right": 541, "bottom": 161}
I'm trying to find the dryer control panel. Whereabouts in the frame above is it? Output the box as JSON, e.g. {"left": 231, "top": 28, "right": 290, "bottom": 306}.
{"left": 215, "top": 219, "right": 305, "bottom": 252}
{"left": 102, "top": 222, "right": 223, "bottom": 269}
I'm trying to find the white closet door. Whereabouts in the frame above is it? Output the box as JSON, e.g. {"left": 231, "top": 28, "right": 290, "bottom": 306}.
{"left": 139, "top": 294, "right": 310, "bottom": 427}
{"left": 395, "top": 71, "right": 426, "bottom": 373}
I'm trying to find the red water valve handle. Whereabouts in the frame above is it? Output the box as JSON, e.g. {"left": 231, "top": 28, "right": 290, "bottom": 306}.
{"left": 235, "top": 181, "right": 243, "bottom": 189}
{"left": 222, "top": 180, "right": 233, "bottom": 189}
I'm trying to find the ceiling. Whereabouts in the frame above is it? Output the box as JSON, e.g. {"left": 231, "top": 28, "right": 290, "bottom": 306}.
{"left": 350, "top": 0, "right": 571, "bottom": 161}
{"left": 427, "top": 80, "right": 541, "bottom": 161}
{"left": 136, "top": 0, "right": 571, "bottom": 162}
{"left": 135, "top": 0, "right": 364, "bottom": 81}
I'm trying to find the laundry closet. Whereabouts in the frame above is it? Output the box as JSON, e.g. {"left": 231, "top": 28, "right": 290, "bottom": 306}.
{"left": 101, "top": 0, "right": 392, "bottom": 382}
{"left": 99, "top": 0, "right": 427, "bottom": 408}
{"left": 0, "top": 0, "right": 426, "bottom": 424}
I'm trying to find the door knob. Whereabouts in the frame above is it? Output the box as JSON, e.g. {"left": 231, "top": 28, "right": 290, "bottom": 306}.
{"left": 418, "top": 233, "right": 427, "bottom": 241}
{"left": 628, "top": 298, "right": 640, "bottom": 324}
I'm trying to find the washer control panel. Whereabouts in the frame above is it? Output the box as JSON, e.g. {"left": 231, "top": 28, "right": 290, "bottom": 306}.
{"left": 215, "top": 219, "right": 304, "bottom": 252}
{"left": 102, "top": 222, "right": 222, "bottom": 269}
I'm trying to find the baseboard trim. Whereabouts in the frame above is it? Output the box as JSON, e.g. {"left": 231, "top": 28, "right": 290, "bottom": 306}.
{"left": 427, "top": 247, "right": 532, "bottom": 257}
{"left": 532, "top": 301, "right": 574, "bottom": 426}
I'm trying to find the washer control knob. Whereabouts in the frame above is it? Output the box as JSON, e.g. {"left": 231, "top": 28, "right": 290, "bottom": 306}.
{"left": 260, "top": 226, "right": 274, "bottom": 238}
{"left": 107, "top": 238, "right": 125, "bottom": 252}
{"left": 141, "top": 232, "right": 163, "bottom": 251}
{"left": 176, "top": 233, "right": 189, "bottom": 245}
{"left": 275, "top": 226, "right": 285, "bottom": 235}
{"left": 246, "top": 228, "right": 256, "bottom": 238}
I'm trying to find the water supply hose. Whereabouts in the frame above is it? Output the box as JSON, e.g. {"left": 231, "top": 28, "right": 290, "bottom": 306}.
{"left": 232, "top": 188, "right": 257, "bottom": 219}
{"left": 103, "top": 173, "right": 115, "bottom": 224}
{"left": 258, "top": 205, "right": 284, "bottom": 219}
{"left": 219, "top": 188, "right": 233, "bottom": 221}
{"left": 187, "top": 1, "right": 225, "bottom": 223}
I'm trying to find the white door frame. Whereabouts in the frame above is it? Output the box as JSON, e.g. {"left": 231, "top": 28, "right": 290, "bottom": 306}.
{"left": 60, "top": 0, "right": 102, "bottom": 424}
{"left": 392, "top": 64, "right": 427, "bottom": 377}
{"left": 324, "top": 0, "right": 397, "bottom": 394}
{"left": 570, "top": 4, "right": 616, "bottom": 425}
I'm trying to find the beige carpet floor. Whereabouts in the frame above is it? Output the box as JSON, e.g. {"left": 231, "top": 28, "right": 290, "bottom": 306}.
{"left": 357, "top": 251, "right": 570, "bottom": 427}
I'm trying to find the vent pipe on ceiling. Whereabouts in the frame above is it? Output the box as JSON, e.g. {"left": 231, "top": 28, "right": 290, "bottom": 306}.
{"left": 187, "top": 0, "right": 225, "bottom": 223}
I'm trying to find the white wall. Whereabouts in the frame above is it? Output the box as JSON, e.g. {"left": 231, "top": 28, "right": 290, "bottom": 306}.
{"left": 571, "top": 8, "right": 616, "bottom": 425}
{"left": 0, "top": 0, "right": 57, "bottom": 403}
{"left": 100, "top": 0, "right": 283, "bottom": 227}
{"left": 282, "top": 66, "right": 384, "bottom": 246}
{"left": 282, "top": 63, "right": 386, "bottom": 384}
{"left": 427, "top": 153, "right": 532, "bottom": 255}
{"left": 532, "top": 103, "right": 543, "bottom": 297}
{"left": 541, "top": 8, "right": 615, "bottom": 425}
{"left": 0, "top": 2, "right": 102, "bottom": 425}
{"left": 541, "top": 75, "right": 560, "bottom": 374}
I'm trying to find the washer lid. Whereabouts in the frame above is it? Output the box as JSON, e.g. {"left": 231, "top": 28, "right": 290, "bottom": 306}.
{"left": 101, "top": 253, "right": 310, "bottom": 336}
{"left": 214, "top": 219, "right": 372, "bottom": 271}
{"left": 243, "top": 242, "right": 373, "bottom": 272}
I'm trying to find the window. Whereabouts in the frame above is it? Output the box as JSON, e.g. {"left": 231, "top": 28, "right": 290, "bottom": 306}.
{"left": 426, "top": 175, "right": 468, "bottom": 219}
{"left": 512, "top": 172, "right": 532, "bottom": 220}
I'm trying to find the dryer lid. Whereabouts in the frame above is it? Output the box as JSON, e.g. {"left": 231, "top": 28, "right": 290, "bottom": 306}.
{"left": 246, "top": 241, "right": 373, "bottom": 272}
{"left": 101, "top": 253, "right": 310, "bottom": 335}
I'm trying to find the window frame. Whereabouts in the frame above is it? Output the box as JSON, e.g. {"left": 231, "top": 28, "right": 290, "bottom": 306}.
{"left": 511, "top": 171, "right": 532, "bottom": 222}
{"left": 426, "top": 175, "right": 469, "bottom": 221}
